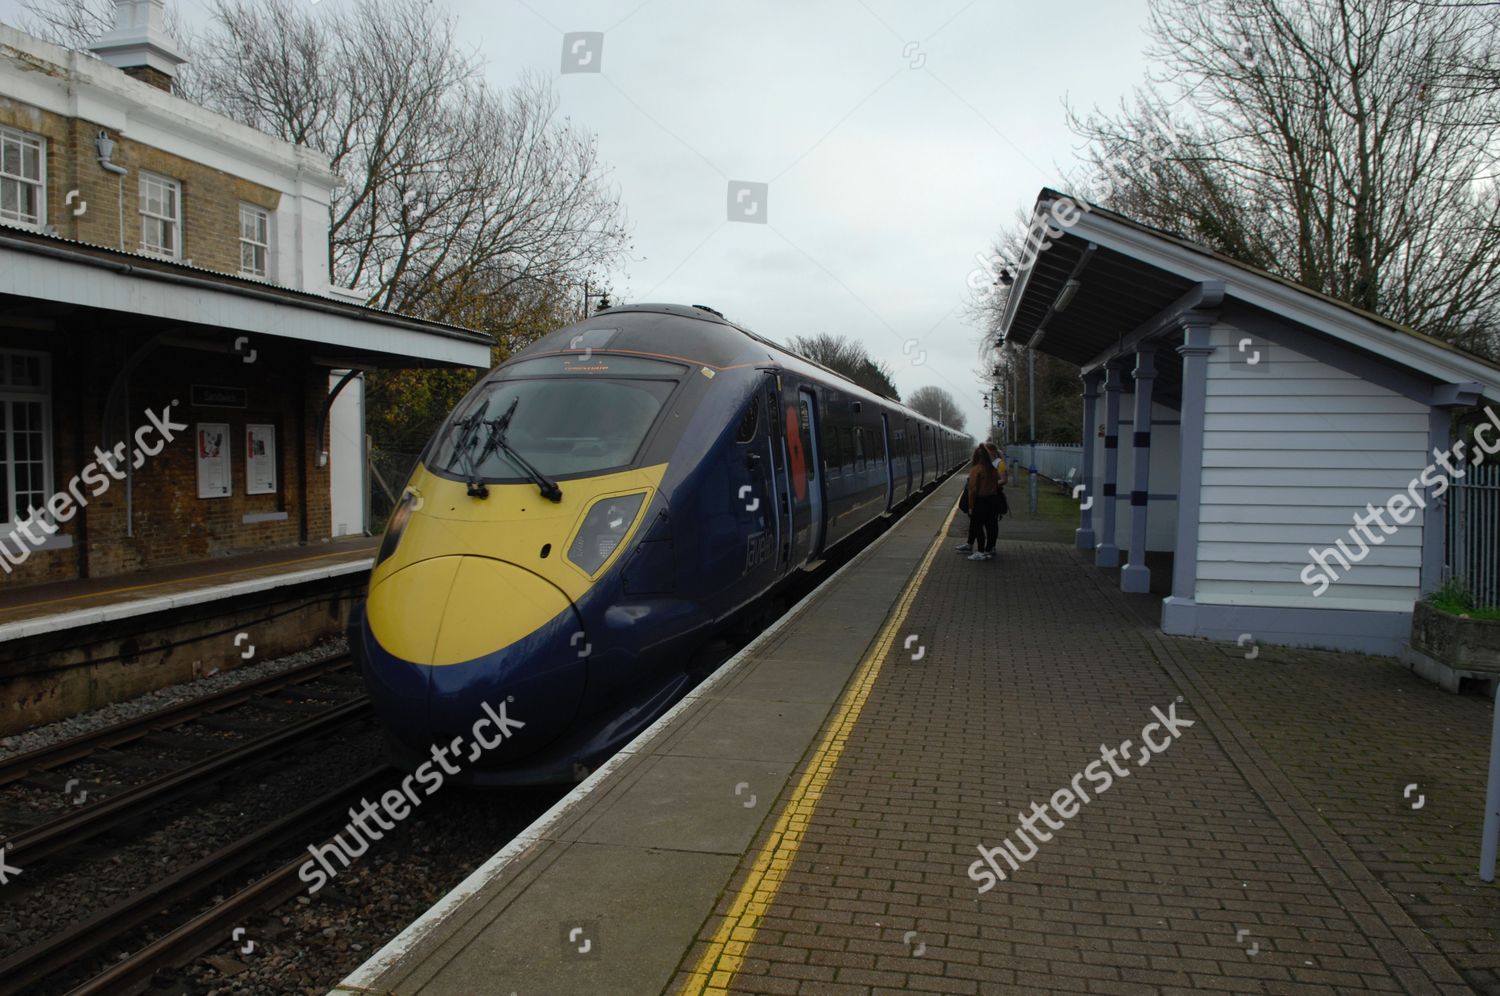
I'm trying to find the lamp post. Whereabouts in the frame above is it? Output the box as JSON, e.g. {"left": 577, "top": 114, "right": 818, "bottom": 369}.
{"left": 1028, "top": 347, "right": 1038, "bottom": 513}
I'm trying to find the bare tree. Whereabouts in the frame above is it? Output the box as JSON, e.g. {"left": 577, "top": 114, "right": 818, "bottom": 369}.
{"left": 19, "top": 0, "right": 129, "bottom": 49}
{"left": 191, "top": 0, "right": 630, "bottom": 319}
{"left": 21, "top": 0, "right": 631, "bottom": 328}
{"left": 906, "top": 386, "right": 966, "bottom": 430}
{"left": 1066, "top": 0, "right": 1500, "bottom": 356}
{"left": 789, "top": 333, "right": 900, "bottom": 400}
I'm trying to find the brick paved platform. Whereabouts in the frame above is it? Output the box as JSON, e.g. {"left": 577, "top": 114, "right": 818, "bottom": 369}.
{"left": 339, "top": 475, "right": 1500, "bottom": 996}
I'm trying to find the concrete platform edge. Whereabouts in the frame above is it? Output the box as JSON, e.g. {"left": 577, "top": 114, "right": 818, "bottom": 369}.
{"left": 0, "top": 558, "right": 374, "bottom": 643}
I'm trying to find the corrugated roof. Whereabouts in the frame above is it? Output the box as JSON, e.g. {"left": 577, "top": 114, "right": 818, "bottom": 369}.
{"left": 1003, "top": 188, "right": 1500, "bottom": 380}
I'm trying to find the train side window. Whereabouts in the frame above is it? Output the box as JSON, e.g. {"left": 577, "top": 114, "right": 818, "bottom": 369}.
{"left": 735, "top": 394, "right": 760, "bottom": 443}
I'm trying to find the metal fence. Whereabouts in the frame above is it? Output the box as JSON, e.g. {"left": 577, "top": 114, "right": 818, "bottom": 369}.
{"left": 368, "top": 448, "right": 423, "bottom": 531}
{"left": 1446, "top": 461, "right": 1500, "bottom": 609}
{"left": 1011, "top": 444, "right": 1085, "bottom": 483}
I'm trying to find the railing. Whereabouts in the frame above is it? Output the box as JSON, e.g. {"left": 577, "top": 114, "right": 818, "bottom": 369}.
{"left": 1009, "top": 444, "right": 1084, "bottom": 483}
{"left": 1446, "top": 462, "right": 1500, "bottom": 609}
{"left": 368, "top": 448, "right": 423, "bottom": 531}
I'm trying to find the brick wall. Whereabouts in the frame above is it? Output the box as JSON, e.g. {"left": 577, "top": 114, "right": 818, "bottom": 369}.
{"left": 0, "top": 325, "right": 333, "bottom": 588}
{"left": 0, "top": 97, "right": 282, "bottom": 279}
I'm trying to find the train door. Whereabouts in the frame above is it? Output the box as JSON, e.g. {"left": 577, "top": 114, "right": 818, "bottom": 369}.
{"left": 755, "top": 373, "right": 789, "bottom": 573}
{"left": 880, "top": 413, "right": 894, "bottom": 511}
{"left": 797, "top": 388, "right": 825, "bottom": 562}
{"left": 902, "top": 418, "right": 913, "bottom": 499}
{"left": 778, "top": 384, "right": 816, "bottom": 566}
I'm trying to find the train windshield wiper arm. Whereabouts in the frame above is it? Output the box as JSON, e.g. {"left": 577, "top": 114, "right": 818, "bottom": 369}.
{"left": 445, "top": 400, "right": 491, "bottom": 499}
{"left": 478, "top": 400, "right": 563, "bottom": 503}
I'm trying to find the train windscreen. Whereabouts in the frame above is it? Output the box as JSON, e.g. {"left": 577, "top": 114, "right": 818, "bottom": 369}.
{"left": 431, "top": 359, "right": 683, "bottom": 481}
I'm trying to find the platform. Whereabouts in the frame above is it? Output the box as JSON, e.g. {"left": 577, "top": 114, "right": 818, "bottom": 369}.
{"left": 0, "top": 536, "right": 376, "bottom": 641}
{"left": 336, "top": 475, "right": 1500, "bottom": 996}
{"left": 0, "top": 537, "right": 377, "bottom": 734}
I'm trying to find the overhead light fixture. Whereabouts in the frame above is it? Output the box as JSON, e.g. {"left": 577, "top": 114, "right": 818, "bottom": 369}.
{"left": 1053, "top": 279, "right": 1081, "bottom": 313}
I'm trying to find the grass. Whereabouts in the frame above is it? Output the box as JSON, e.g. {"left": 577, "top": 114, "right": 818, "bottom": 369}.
{"left": 1006, "top": 468, "right": 1085, "bottom": 527}
{"left": 1426, "top": 577, "right": 1500, "bottom": 621}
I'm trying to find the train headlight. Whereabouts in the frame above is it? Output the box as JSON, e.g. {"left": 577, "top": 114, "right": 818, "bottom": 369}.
{"left": 377, "top": 488, "right": 423, "bottom": 566}
{"left": 568, "top": 492, "right": 646, "bottom": 576}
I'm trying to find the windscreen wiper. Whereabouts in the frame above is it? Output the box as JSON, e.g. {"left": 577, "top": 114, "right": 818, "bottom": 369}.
{"left": 477, "top": 399, "right": 563, "bottom": 503}
{"left": 444, "top": 400, "right": 491, "bottom": 499}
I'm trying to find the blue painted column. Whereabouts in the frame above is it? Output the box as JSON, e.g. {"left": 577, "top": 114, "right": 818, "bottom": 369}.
{"left": 1121, "top": 344, "right": 1158, "bottom": 594}
{"left": 1168, "top": 316, "right": 1216, "bottom": 604}
{"left": 1076, "top": 371, "right": 1102, "bottom": 550}
{"left": 1094, "top": 359, "right": 1127, "bottom": 568}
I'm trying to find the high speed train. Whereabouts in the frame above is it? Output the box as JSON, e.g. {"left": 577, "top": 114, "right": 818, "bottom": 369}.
{"left": 351, "top": 303, "right": 970, "bottom": 784}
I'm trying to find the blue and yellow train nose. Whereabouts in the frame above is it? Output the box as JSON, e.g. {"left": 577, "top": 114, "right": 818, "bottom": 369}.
{"left": 352, "top": 462, "right": 666, "bottom": 773}
{"left": 355, "top": 554, "right": 587, "bottom": 761}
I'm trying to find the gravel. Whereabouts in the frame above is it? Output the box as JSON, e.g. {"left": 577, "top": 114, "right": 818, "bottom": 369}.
{"left": 0, "top": 636, "right": 348, "bottom": 762}
{"left": 0, "top": 630, "right": 567, "bottom": 996}
{"left": 181, "top": 783, "right": 562, "bottom": 996}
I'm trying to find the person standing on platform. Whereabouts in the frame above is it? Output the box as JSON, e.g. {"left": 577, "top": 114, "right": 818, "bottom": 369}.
{"left": 965, "top": 445, "right": 1000, "bottom": 561}
{"left": 985, "top": 441, "right": 1010, "bottom": 528}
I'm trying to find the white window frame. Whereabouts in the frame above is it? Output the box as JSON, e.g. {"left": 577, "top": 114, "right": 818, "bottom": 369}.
{"left": 238, "top": 202, "right": 271, "bottom": 279}
{"left": 139, "top": 172, "right": 182, "bottom": 259}
{"left": 0, "top": 348, "right": 54, "bottom": 535}
{"left": 0, "top": 126, "right": 46, "bottom": 231}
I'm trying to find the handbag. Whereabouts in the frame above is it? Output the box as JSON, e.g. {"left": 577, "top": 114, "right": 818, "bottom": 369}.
{"left": 996, "top": 488, "right": 1009, "bottom": 518}
{"left": 958, "top": 488, "right": 970, "bottom": 514}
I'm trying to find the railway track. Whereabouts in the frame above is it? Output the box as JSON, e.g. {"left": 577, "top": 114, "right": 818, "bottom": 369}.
{"left": 0, "top": 652, "right": 385, "bottom": 995}
{"left": 0, "top": 767, "right": 395, "bottom": 996}
{"left": 0, "top": 651, "right": 356, "bottom": 789}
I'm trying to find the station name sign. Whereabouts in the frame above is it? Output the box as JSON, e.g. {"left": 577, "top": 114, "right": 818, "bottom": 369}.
{"left": 190, "top": 384, "right": 248, "bottom": 408}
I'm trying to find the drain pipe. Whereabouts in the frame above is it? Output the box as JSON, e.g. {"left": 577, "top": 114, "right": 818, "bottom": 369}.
{"left": 96, "top": 131, "right": 128, "bottom": 251}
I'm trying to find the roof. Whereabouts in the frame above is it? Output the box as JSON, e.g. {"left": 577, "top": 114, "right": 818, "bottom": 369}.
{"left": 1000, "top": 188, "right": 1500, "bottom": 403}
{"left": 0, "top": 224, "right": 493, "bottom": 369}
{"left": 534, "top": 303, "right": 971, "bottom": 435}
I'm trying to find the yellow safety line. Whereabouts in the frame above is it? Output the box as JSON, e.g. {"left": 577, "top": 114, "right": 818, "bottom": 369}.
{"left": 683, "top": 499, "right": 959, "bottom": 994}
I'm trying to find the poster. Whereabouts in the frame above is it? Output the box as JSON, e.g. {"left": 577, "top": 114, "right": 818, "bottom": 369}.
{"left": 196, "top": 422, "right": 231, "bottom": 499}
{"left": 245, "top": 423, "right": 277, "bottom": 495}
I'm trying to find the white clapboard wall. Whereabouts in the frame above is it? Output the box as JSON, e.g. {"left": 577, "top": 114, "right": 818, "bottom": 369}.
{"left": 1196, "top": 323, "right": 1429, "bottom": 613}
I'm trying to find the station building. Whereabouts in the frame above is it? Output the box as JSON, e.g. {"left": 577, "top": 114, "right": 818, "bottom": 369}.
{"left": 0, "top": 2, "right": 491, "bottom": 729}
{"left": 1000, "top": 188, "right": 1500, "bottom": 658}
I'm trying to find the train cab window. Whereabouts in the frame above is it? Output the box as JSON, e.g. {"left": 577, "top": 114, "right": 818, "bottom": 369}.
{"left": 431, "top": 357, "right": 684, "bottom": 482}
{"left": 734, "top": 394, "right": 760, "bottom": 443}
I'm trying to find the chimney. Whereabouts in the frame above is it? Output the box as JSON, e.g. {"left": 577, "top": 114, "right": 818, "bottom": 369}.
{"left": 87, "top": 0, "right": 187, "bottom": 92}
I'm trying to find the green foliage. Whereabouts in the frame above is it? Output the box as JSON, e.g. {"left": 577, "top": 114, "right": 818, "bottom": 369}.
{"left": 366, "top": 282, "right": 580, "bottom": 458}
{"left": 1426, "top": 577, "right": 1500, "bottom": 620}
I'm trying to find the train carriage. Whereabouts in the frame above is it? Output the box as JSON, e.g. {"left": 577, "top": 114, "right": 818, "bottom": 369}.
{"left": 352, "top": 303, "right": 970, "bottom": 784}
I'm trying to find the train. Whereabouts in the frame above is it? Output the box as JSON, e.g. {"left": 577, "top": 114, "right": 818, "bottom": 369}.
{"left": 351, "top": 303, "right": 971, "bottom": 785}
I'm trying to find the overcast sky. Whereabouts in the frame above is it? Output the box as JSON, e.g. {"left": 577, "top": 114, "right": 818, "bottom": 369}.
{"left": 463, "top": 0, "right": 1156, "bottom": 435}
{"left": 3, "top": 0, "right": 1156, "bottom": 434}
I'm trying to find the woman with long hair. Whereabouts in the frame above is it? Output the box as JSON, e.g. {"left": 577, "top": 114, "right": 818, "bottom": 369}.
{"left": 965, "top": 445, "right": 1000, "bottom": 561}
